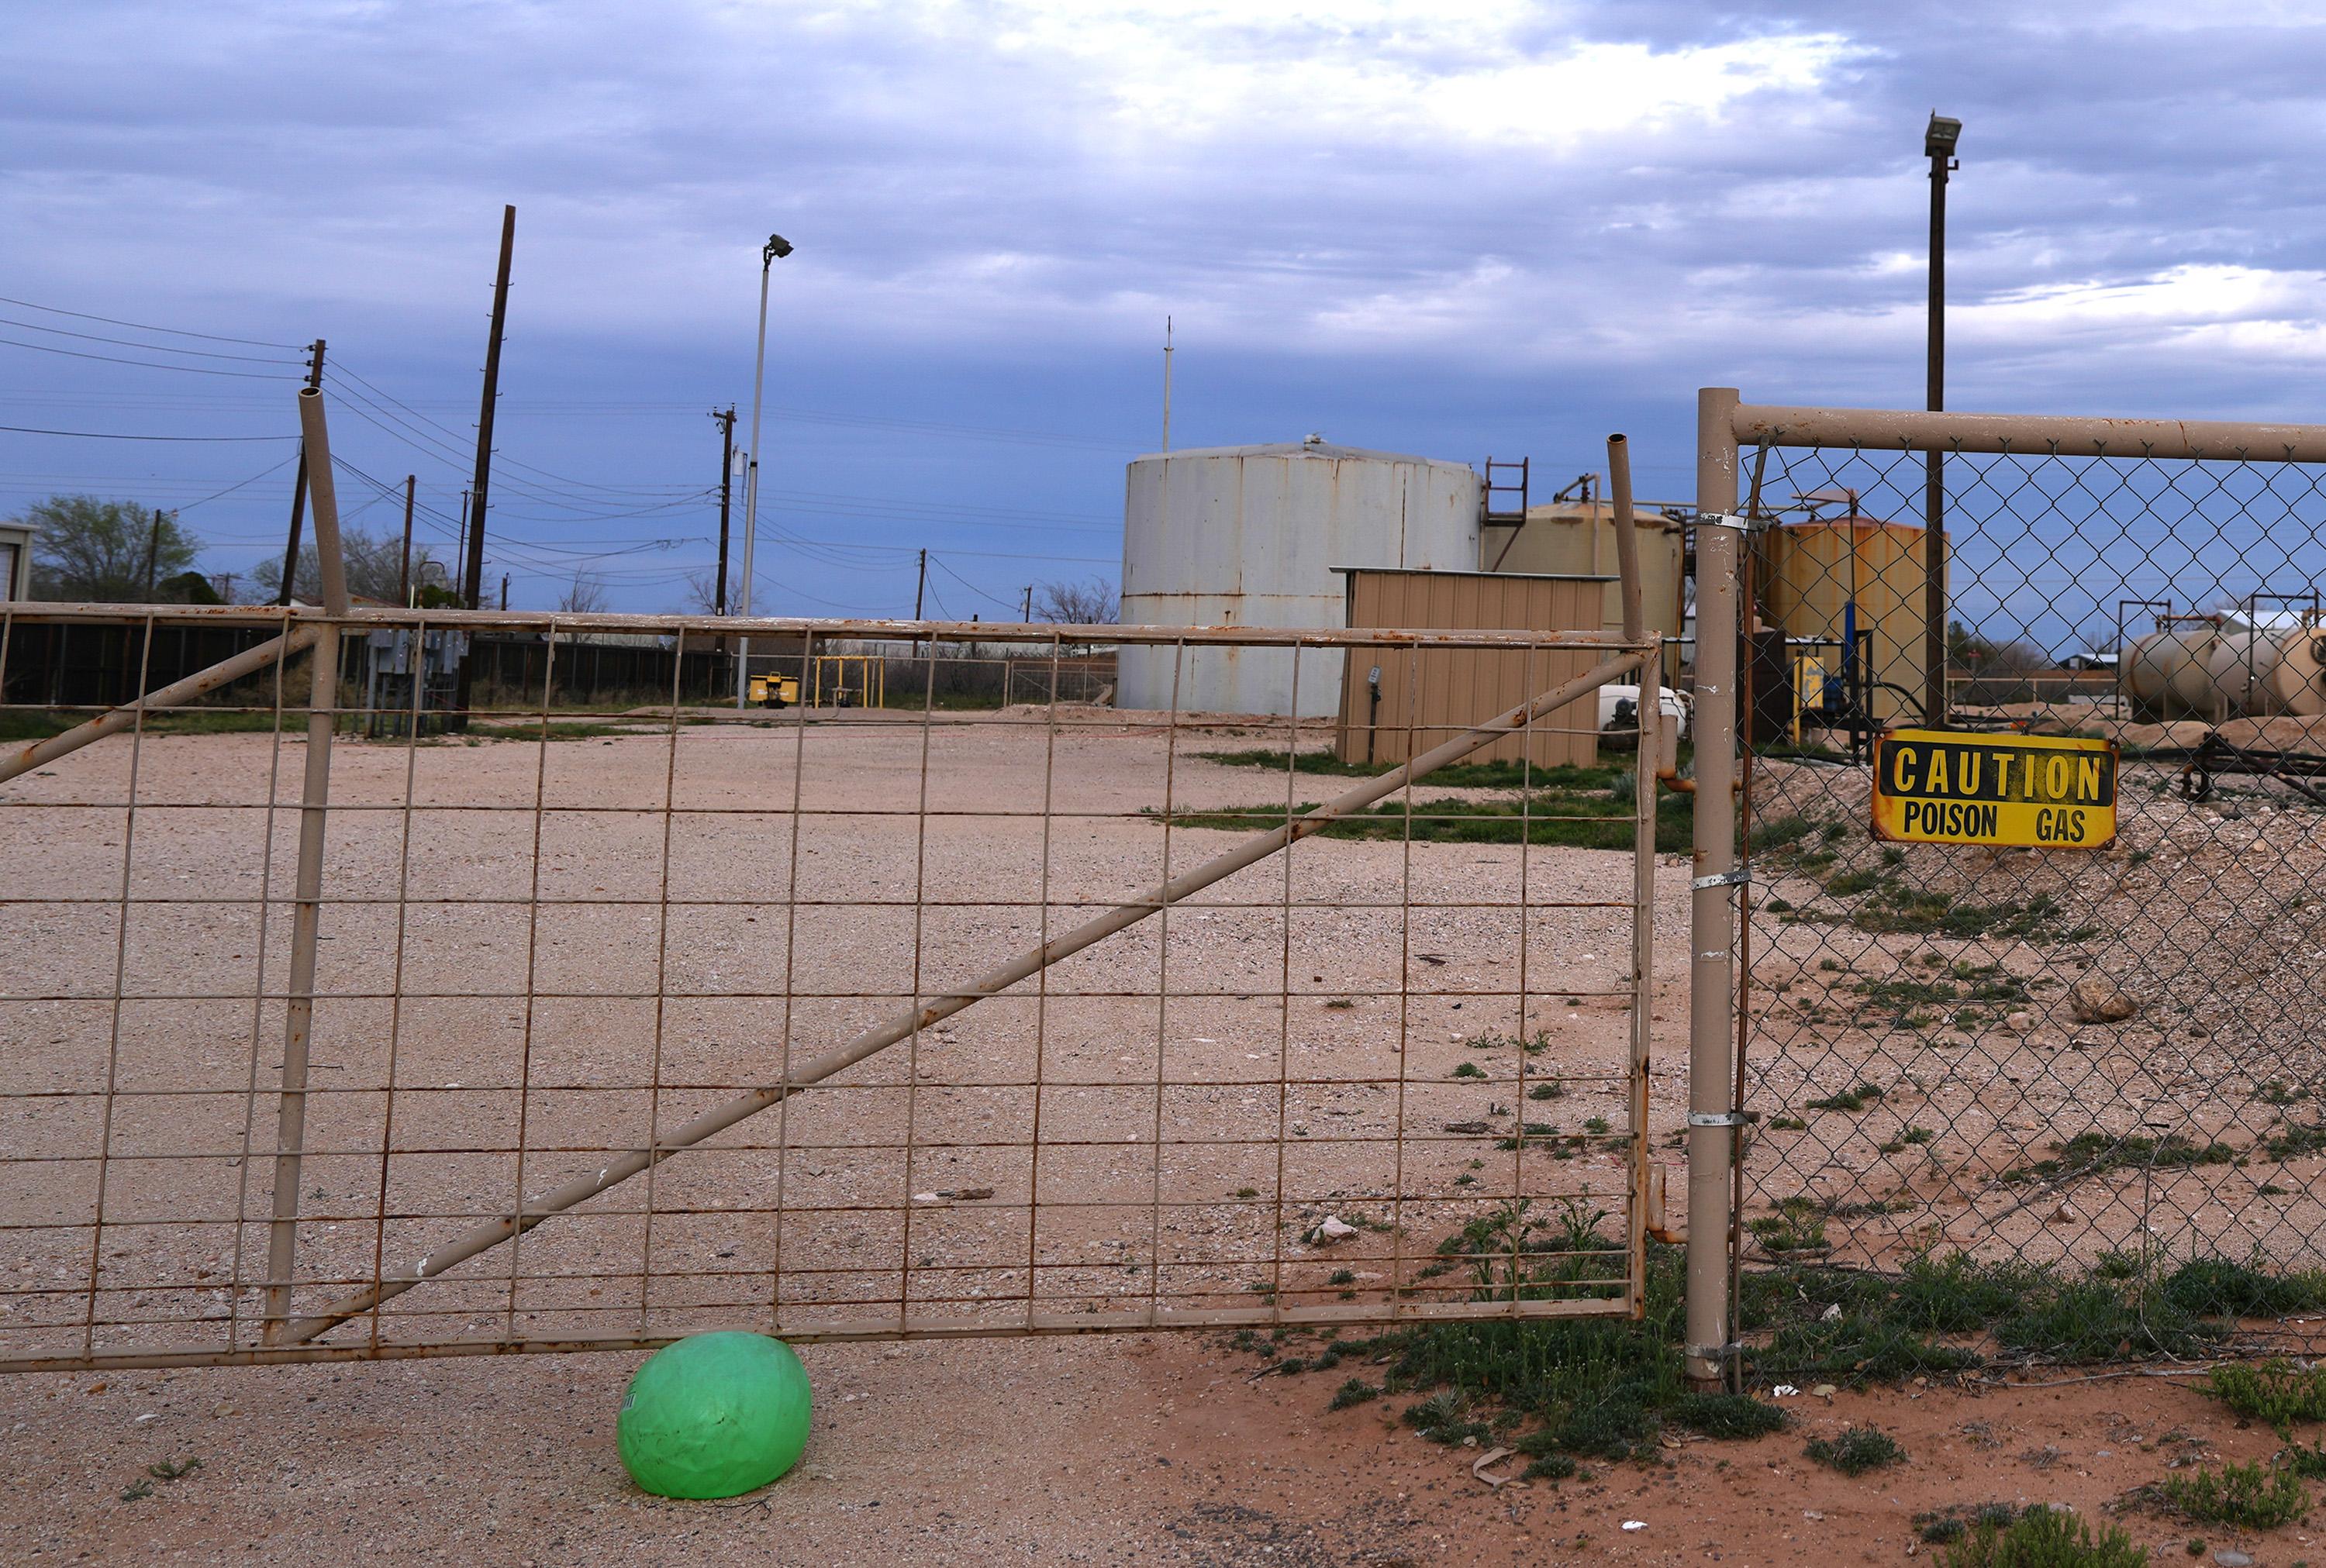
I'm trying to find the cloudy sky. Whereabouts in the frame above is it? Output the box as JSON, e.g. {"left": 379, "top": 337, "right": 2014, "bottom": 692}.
{"left": 5, "top": 0, "right": 2325, "bottom": 615}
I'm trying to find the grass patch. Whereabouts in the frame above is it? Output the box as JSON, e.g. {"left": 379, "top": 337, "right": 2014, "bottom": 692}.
{"left": 1161, "top": 775, "right": 1693, "bottom": 853}
{"left": 1806, "top": 1081, "right": 1885, "bottom": 1113}
{"left": 2000, "top": 1131, "right": 2236, "bottom": 1185}
{"left": 1932, "top": 1507, "right": 2148, "bottom": 1566}
{"left": 2153, "top": 1459, "right": 2309, "bottom": 1529}
{"left": 1804, "top": 1424, "right": 1904, "bottom": 1476}
{"left": 1327, "top": 1377, "right": 1379, "bottom": 1411}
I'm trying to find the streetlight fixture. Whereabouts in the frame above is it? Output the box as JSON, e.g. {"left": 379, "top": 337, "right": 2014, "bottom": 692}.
{"left": 1923, "top": 113, "right": 1960, "bottom": 727}
{"left": 736, "top": 231, "right": 794, "bottom": 708}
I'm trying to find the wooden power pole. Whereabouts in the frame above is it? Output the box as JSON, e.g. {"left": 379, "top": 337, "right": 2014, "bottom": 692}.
{"left": 275, "top": 339, "right": 326, "bottom": 605}
{"left": 452, "top": 205, "right": 516, "bottom": 727}
{"left": 710, "top": 405, "right": 736, "bottom": 615}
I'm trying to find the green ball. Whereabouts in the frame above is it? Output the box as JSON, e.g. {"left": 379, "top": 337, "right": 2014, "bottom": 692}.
{"left": 616, "top": 1332, "right": 812, "bottom": 1499}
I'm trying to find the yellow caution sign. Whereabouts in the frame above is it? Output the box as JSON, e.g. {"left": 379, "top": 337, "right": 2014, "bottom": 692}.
{"left": 1871, "top": 728, "right": 2117, "bottom": 849}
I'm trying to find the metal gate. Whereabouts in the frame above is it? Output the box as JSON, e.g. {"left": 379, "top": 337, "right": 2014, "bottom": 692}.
{"left": 0, "top": 605, "right": 1658, "bottom": 1371}
{"left": 1690, "top": 390, "right": 2326, "bottom": 1374}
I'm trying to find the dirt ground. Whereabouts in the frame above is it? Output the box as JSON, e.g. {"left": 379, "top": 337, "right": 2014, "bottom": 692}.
{"left": 2, "top": 1332, "right": 2314, "bottom": 1565}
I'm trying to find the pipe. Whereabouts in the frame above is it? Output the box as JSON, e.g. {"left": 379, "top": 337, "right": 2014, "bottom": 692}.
{"left": 263, "top": 388, "right": 351, "bottom": 1342}
{"left": 286, "top": 644, "right": 1649, "bottom": 1343}
{"left": 1610, "top": 433, "right": 1656, "bottom": 1321}
{"left": 1733, "top": 403, "right": 2326, "bottom": 464}
{"left": 1685, "top": 387, "right": 1741, "bottom": 1390}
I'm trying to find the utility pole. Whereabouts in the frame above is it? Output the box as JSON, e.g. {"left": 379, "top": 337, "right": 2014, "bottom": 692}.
{"left": 500, "top": 574, "right": 509, "bottom": 611}
{"left": 213, "top": 571, "right": 236, "bottom": 604}
{"left": 142, "top": 505, "right": 164, "bottom": 600}
{"left": 709, "top": 405, "right": 736, "bottom": 615}
{"left": 1020, "top": 584, "right": 1033, "bottom": 622}
{"left": 453, "top": 205, "right": 516, "bottom": 729}
{"left": 398, "top": 474, "right": 416, "bottom": 607}
{"left": 275, "top": 339, "right": 326, "bottom": 605}
{"left": 914, "top": 548, "right": 927, "bottom": 620}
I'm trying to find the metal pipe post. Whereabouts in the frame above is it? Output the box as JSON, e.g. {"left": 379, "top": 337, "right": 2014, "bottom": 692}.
{"left": 1686, "top": 388, "right": 1741, "bottom": 1388}
{"left": 1925, "top": 140, "right": 1952, "bottom": 725}
{"left": 262, "top": 388, "right": 352, "bottom": 1342}
{"left": 736, "top": 243, "right": 778, "bottom": 708}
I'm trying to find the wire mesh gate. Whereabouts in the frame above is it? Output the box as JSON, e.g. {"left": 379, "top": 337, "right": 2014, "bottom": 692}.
{"left": 1702, "top": 394, "right": 2326, "bottom": 1371}
{"left": 0, "top": 607, "right": 1658, "bottom": 1372}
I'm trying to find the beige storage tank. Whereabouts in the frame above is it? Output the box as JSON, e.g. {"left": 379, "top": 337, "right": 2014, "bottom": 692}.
{"left": 1757, "top": 516, "right": 1937, "bottom": 725}
{"left": 2124, "top": 622, "right": 2227, "bottom": 719}
{"left": 2125, "top": 619, "right": 2326, "bottom": 719}
{"left": 2267, "top": 622, "right": 2326, "bottom": 714}
{"left": 1483, "top": 500, "right": 1685, "bottom": 677}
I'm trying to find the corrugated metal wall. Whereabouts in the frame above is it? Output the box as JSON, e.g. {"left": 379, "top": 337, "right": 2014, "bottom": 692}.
{"left": 1332, "top": 570, "right": 1606, "bottom": 767}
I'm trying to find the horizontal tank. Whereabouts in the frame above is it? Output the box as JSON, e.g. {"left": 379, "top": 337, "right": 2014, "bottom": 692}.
{"left": 2126, "top": 619, "right": 2326, "bottom": 719}
{"left": 1756, "top": 517, "right": 1937, "bottom": 725}
{"left": 1117, "top": 441, "right": 1482, "bottom": 716}
{"left": 1482, "top": 500, "right": 1685, "bottom": 677}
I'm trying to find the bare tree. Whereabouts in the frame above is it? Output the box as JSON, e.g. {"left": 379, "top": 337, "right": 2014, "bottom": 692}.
{"left": 250, "top": 523, "right": 438, "bottom": 605}
{"left": 1033, "top": 577, "right": 1118, "bottom": 626}
{"left": 557, "top": 571, "right": 611, "bottom": 615}
{"left": 681, "top": 567, "right": 741, "bottom": 616}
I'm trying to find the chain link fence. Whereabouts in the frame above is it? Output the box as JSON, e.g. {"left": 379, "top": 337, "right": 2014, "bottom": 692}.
{"left": 1721, "top": 401, "right": 2326, "bottom": 1373}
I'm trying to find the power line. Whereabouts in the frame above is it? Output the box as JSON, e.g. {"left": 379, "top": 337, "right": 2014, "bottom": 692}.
{"left": 0, "top": 295, "right": 303, "bottom": 350}
{"left": 0, "top": 335, "right": 297, "bottom": 381}
{"left": 0, "top": 424, "right": 297, "bottom": 442}
{"left": 0, "top": 315, "right": 299, "bottom": 365}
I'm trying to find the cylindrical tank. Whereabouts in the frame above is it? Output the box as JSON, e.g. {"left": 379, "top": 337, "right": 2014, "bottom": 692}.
{"left": 2124, "top": 622, "right": 2224, "bottom": 719}
{"left": 1483, "top": 501, "right": 1686, "bottom": 675}
{"left": 2266, "top": 623, "right": 2326, "bottom": 715}
{"left": 1756, "top": 517, "right": 1935, "bottom": 725}
{"left": 2125, "top": 620, "right": 2326, "bottom": 719}
{"left": 1117, "top": 441, "right": 1482, "bottom": 716}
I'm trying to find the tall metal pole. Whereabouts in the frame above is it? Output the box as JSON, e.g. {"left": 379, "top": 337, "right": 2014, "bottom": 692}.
{"left": 1924, "top": 115, "right": 1959, "bottom": 728}
{"left": 275, "top": 339, "right": 326, "bottom": 605}
{"left": 1686, "top": 387, "right": 1742, "bottom": 1391}
{"left": 1161, "top": 315, "right": 1173, "bottom": 453}
{"left": 914, "top": 547, "right": 927, "bottom": 620}
{"left": 452, "top": 205, "right": 515, "bottom": 729}
{"left": 737, "top": 233, "right": 792, "bottom": 708}
{"left": 397, "top": 474, "right": 415, "bottom": 607}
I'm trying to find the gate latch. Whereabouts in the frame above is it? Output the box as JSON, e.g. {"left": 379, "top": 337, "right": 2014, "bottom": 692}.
{"left": 1691, "top": 867, "right": 1751, "bottom": 891}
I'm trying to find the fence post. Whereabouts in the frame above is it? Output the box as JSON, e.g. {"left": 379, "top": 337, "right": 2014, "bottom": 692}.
{"left": 1685, "top": 387, "right": 1742, "bottom": 1389}
{"left": 261, "top": 388, "right": 350, "bottom": 1344}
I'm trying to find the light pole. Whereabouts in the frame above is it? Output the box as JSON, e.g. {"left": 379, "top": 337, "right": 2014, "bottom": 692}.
{"left": 1924, "top": 112, "right": 1961, "bottom": 727}
{"left": 736, "top": 232, "right": 794, "bottom": 708}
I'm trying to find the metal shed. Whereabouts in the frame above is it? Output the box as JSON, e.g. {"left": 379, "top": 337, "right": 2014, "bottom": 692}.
{"left": 1331, "top": 567, "right": 1612, "bottom": 768}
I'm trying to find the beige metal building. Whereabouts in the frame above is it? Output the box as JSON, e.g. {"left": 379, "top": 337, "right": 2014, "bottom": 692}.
{"left": 0, "top": 519, "right": 32, "bottom": 601}
{"left": 1331, "top": 567, "right": 1610, "bottom": 767}
{"left": 1480, "top": 498, "right": 1686, "bottom": 681}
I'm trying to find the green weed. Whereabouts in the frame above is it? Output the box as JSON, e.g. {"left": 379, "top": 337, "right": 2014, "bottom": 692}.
{"left": 2206, "top": 1360, "right": 2326, "bottom": 1425}
{"left": 1804, "top": 1424, "right": 1904, "bottom": 1476}
{"left": 1932, "top": 1507, "right": 2149, "bottom": 1566}
{"left": 2154, "top": 1459, "right": 2309, "bottom": 1528}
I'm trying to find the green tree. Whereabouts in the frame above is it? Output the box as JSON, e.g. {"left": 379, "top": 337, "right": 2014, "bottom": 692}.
{"left": 20, "top": 495, "right": 199, "bottom": 601}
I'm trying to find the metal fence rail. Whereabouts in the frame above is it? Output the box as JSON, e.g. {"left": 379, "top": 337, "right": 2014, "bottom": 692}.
{"left": 0, "top": 606, "right": 1656, "bottom": 1371}
{"left": 1700, "top": 392, "right": 2326, "bottom": 1370}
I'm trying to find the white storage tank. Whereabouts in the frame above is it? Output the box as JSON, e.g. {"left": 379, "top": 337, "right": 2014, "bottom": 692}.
{"left": 1117, "top": 440, "right": 1482, "bottom": 716}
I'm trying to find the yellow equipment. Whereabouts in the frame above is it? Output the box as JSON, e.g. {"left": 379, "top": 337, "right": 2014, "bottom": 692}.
{"left": 747, "top": 673, "right": 802, "bottom": 709}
